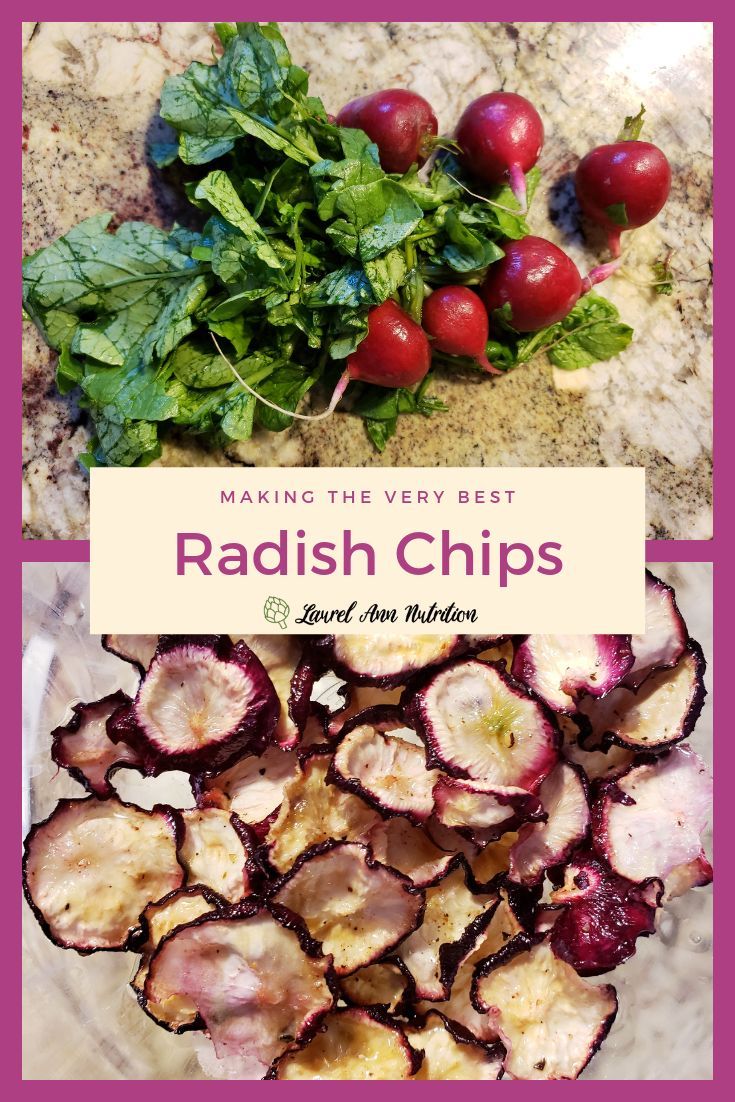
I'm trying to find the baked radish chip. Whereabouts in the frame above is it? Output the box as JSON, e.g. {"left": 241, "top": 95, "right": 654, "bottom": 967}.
{"left": 508, "top": 762, "right": 590, "bottom": 887}
{"left": 594, "top": 745, "right": 713, "bottom": 887}
{"left": 340, "top": 961, "right": 411, "bottom": 1014}
{"left": 273, "top": 842, "right": 424, "bottom": 975}
{"left": 433, "top": 775, "right": 543, "bottom": 843}
{"left": 368, "top": 816, "right": 457, "bottom": 887}
{"left": 331, "top": 709, "right": 438, "bottom": 823}
{"left": 144, "top": 907, "right": 334, "bottom": 1074}
{"left": 327, "top": 634, "right": 460, "bottom": 686}
{"left": 512, "top": 635, "right": 633, "bottom": 713}
{"left": 624, "top": 571, "right": 688, "bottom": 689}
{"left": 273, "top": 1007, "right": 420, "bottom": 1080}
{"left": 179, "top": 808, "right": 253, "bottom": 903}
{"left": 265, "top": 755, "right": 381, "bottom": 875}
{"left": 548, "top": 852, "right": 662, "bottom": 974}
{"left": 23, "top": 797, "right": 184, "bottom": 952}
{"left": 398, "top": 864, "right": 497, "bottom": 1000}
{"left": 577, "top": 642, "right": 706, "bottom": 752}
{"left": 51, "top": 692, "right": 142, "bottom": 797}
{"left": 407, "top": 658, "right": 559, "bottom": 791}
{"left": 132, "top": 886, "right": 221, "bottom": 1004}
{"left": 473, "top": 940, "right": 618, "bottom": 1079}
{"left": 197, "top": 746, "right": 299, "bottom": 827}
{"left": 408, "top": 1012, "right": 504, "bottom": 1080}
{"left": 109, "top": 636, "right": 279, "bottom": 773}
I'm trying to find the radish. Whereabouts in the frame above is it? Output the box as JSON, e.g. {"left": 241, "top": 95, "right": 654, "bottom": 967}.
{"left": 213, "top": 300, "right": 431, "bottom": 422}
{"left": 422, "top": 286, "right": 499, "bottom": 374}
{"left": 575, "top": 108, "right": 672, "bottom": 258}
{"left": 455, "top": 91, "right": 544, "bottom": 212}
{"left": 480, "top": 236, "right": 583, "bottom": 332}
{"left": 345, "top": 299, "right": 431, "bottom": 387}
{"left": 336, "top": 89, "right": 438, "bottom": 175}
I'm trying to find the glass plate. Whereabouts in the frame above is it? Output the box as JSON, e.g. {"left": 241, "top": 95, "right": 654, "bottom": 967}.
{"left": 21, "top": 562, "right": 713, "bottom": 1080}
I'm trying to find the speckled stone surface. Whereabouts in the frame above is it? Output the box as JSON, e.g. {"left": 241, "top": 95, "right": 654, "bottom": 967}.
{"left": 22, "top": 22, "right": 712, "bottom": 540}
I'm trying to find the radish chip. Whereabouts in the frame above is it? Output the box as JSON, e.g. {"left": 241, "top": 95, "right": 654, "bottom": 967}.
{"left": 473, "top": 940, "right": 618, "bottom": 1079}
{"left": 433, "top": 775, "right": 543, "bottom": 843}
{"left": 624, "top": 571, "right": 688, "bottom": 689}
{"left": 369, "top": 816, "right": 457, "bottom": 887}
{"left": 407, "top": 1012, "right": 504, "bottom": 1080}
{"left": 512, "top": 634, "right": 633, "bottom": 713}
{"left": 273, "top": 842, "right": 424, "bottom": 975}
{"left": 273, "top": 1007, "right": 420, "bottom": 1080}
{"left": 23, "top": 796, "right": 184, "bottom": 952}
{"left": 508, "top": 762, "right": 590, "bottom": 887}
{"left": 577, "top": 643, "right": 706, "bottom": 752}
{"left": 110, "top": 636, "right": 280, "bottom": 773}
{"left": 132, "top": 886, "right": 221, "bottom": 1009}
{"left": 144, "top": 907, "right": 333, "bottom": 1072}
{"left": 197, "top": 746, "right": 299, "bottom": 827}
{"left": 398, "top": 864, "right": 497, "bottom": 1000}
{"left": 265, "top": 755, "right": 381, "bottom": 874}
{"left": 51, "top": 692, "right": 141, "bottom": 797}
{"left": 331, "top": 708, "right": 438, "bottom": 823}
{"left": 340, "top": 962, "right": 411, "bottom": 1014}
{"left": 406, "top": 658, "right": 559, "bottom": 790}
{"left": 327, "top": 634, "right": 460, "bottom": 686}
{"left": 594, "top": 745, "right": 713, "bottom": 885}
{"left": 179, "top": 808, "right": 254, "bottom": 903}
{"left": 548, "top": 851, "right": 662, "bottom": 974}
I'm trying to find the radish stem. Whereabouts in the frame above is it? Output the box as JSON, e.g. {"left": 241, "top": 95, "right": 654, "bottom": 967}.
{"left": 581, "top": 258, "right": 624, "bottom": 293}
{"left": 445, "top": 172, "right": 528, "bottom": 216}
{"left": 211, "top": 334, "right": 348, "bottom": 421}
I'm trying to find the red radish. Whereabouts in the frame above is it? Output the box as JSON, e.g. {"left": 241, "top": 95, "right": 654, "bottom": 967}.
{"left": 575, "top": 109, "right": 671, "bottom": 258}
{"left": 336, "top": 89, "right": 438, "bottom": 175}
{"left": 422, "top": 286, "right": 499, "bottom": 374}
{"left": 212, "top": 300, "right": 431, "bottom": 423}
{"left": 345, "top": 299, "right": 431, "bottom": 387}
{"left": 455, "top": 92, "right": 544, "bottom": 212}
{"left": 480, "top": 236, "right": 583, "bottom": 332}
{"left": 576, "top": 141, "right": 671, "bottom": 258}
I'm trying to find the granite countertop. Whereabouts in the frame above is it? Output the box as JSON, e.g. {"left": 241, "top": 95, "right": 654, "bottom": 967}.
{"left": 22, "top": 22, "right": 713, "bottom": 540}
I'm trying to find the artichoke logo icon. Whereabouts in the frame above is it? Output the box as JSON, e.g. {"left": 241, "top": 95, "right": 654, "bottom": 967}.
{"left": 264, "top": 595, "right": 290, "bottom": 630}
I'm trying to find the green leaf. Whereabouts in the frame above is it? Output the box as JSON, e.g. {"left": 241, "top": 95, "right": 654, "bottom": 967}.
{"left": 540, "top": 294, "right": 634, "bottom": 370}
{"left": 605, "top": 203, "right": 628, "bottom": 227}
{"left": 617, "top": 104, "right": 646, "bottom": 142}
{"left": 364, "top": 416, "right": 397, "bottom": 451}
{"left": 168, "top": 337, "right": 234, "bottom": 389}
{"left": 93, "top": 407, "right": 161, "bottom": 466}
{"left": 440, "top": 210, "right": 505, "bottom": 273}
{"left": 306, "top": 265, "right": 375, "bottom": 308}
{"left": 254, "top": 362, "right": 321, "bottom": 430}
{"left": 652, "top": 258, "right": 675, "bottom": 296}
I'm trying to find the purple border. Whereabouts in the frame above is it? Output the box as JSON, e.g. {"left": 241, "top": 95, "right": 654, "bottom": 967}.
{"left": 14, "top": 8, "right": 723, "bottom": 1091}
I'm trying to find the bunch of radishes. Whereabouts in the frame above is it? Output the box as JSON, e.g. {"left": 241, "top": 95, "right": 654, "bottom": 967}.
{"left": 333, "top": 89, "right": 671, "bottom": 394}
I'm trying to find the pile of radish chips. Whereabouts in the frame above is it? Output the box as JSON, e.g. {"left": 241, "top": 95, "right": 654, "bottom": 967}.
{"left": 23, "top": 572, "right": 712, "bottom": 1080}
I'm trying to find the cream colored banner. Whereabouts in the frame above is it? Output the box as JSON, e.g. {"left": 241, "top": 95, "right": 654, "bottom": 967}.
{"left": 90, "top": 467, "right": 645, "bottom": 635}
